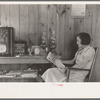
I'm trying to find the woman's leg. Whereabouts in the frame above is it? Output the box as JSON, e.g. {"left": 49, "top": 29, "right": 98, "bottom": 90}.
{"left": 42, "top": 67, "right": 66, "bottom": 82}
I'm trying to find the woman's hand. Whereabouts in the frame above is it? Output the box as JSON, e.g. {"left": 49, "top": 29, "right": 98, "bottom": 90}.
{"left": 57, "top": 67, "right": 67, "bottom": 74}
{"left": 54, "top": 59, "right": 65, "bottom": 68}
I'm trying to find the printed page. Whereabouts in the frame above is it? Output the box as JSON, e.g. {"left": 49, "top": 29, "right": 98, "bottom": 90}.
{"left": 47, "top": 52, "right": 65, "bottom": 69}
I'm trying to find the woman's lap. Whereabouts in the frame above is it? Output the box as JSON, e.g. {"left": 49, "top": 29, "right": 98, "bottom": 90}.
{"left": 41, "top": 68, "right": 88, "bottom": 82}
{"left": 42, "top": 68, "right": 66, "bottom": 82}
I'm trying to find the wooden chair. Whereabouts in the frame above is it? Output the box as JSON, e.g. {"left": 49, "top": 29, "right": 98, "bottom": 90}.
{"left": 65, "top": 47, "right": 99, "bottom": 82}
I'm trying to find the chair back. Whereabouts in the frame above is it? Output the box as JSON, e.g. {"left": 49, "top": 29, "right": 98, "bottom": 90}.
{"left": 87, "top": 47, "right": 99, "bottom": 82}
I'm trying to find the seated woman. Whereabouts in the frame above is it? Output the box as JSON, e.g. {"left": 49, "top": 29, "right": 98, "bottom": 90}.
{"left": 37, "top": 32, "right": 95, "bottom": 82}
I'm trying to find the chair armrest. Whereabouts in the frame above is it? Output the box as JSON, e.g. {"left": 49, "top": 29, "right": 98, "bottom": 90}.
{"left": 65, "top": 67, "right": 90, "bottom": 82}
{"left": 68, "top": 67, "right": 90, "bottom": 71}
{"left": 63, "top": 63, "right": 74, "bottom": 67}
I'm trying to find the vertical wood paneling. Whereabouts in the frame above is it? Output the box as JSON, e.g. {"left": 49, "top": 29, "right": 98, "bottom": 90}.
{"left": 84, "top": 5, "right": 92, "bottom": 35}
{"left": 38, "top": 5, "right": 48, "bottom": 45}
{"left": 47, "top": 5, "right": 56, "bottom": 41}
{"left": 74, "top": 18, "right": 84, "bottom": 35}
{"left": 28, "top": 5, "right": 39, "bottom": 45}
{"left": 10, "top": 5, "right": 20, "bottom": 41}
{"left": 1, "top": 5, "right": 10, "bottom": 26}
{"left": 53, "top": 6, "right": 58, "bottom": 54}
{"left": 95, "top": 6, "right": 100, "bottom": 47}
{"left": 91, "top": 5, "right": 100, "bottom": 82}
{"left": 91, "top": 5, "right": 99, "bottom": 47}
{"left": 51, "top": 5, "right": 58, "bottom": 54}
{"left": 0, "top": 6, "right": 1, "bottom": 25}
{"left": 57, "top": 7, "right": 66, "bottom": 59}
{"left": 47, "top": 5, "right": 51, "bottom": 42}
{"left": 56, "top": 5, "right": 67, "bottom": 59}
{"left": 19, "top": 5, "right": 29, "bottom": 42}
{"left": 64, "top": 5, "right": 74, "bottom": 59}
{"left": 56, "top": 8, "right": 60, "bottom": 54}
{"left": 47, "top": 5, "right": 58, "bottom": 54}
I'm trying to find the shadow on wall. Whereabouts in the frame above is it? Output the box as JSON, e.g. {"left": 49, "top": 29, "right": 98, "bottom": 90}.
{"left": 70, "top": 39, "right": 78, "bottom": 60}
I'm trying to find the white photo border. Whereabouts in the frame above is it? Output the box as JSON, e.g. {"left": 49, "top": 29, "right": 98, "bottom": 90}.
{"left": 0, "top": 1, "right": 100, "bottom": 99}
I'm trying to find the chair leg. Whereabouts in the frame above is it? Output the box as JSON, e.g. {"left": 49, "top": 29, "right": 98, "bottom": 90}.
{"left": 65, "top": 68, "right": 70, "bottom": 82}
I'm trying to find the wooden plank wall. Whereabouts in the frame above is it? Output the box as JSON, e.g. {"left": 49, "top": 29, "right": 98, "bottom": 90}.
{"left": 91, "top": 5, "right": 100, "bottom": 82}
{"left": 28, "top": 5, "right": 39, "bottom": 45}
{"left": 0, "top": 4, "right": 100, "bottom": 81}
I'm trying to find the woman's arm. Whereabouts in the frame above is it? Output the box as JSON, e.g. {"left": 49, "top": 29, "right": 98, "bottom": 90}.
{"left": 61, "top": 57, "right": 76, "bottom": 65}
{"left": 61, "top": 51, "right": 78, "bottom": 65}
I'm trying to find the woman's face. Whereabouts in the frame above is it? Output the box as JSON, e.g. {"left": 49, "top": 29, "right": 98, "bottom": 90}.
{"left": 76, "top": 36, "right": 82, "bottom": 48}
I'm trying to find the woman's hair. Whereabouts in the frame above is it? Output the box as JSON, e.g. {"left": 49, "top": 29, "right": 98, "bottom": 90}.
{"left": 76, "top": 32, "right": 91, "bottom": 45}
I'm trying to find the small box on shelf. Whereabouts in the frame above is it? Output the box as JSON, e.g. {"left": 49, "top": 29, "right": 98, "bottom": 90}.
{"left": 14, "top": 41, "right": 27, "bottom": 56}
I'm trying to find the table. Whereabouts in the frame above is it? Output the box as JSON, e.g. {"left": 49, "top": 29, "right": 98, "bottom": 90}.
{"left": 0, "top": 55, "right": 60, "bottom": 82}
{"left": 0, "top": 56, "right": 50, "bottom": 64}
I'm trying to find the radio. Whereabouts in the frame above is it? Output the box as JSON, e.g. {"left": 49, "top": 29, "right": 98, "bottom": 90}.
{"left": 0, "top": 27, "right": 14, "bottom": 56}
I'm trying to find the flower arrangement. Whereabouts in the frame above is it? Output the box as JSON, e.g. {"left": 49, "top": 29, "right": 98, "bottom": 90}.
{"left": 40, "top": 31, "right": 47, "bottom": 50}
{"left": 40, "top": 27, "right": 56, "bottom": 54}
{"left": 49, "top": 28, "right": 56, "bottom": 53}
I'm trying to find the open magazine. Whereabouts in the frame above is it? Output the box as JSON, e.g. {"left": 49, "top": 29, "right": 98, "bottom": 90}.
{"left": 46, "top": 52, "right": 55, "bottom": 64}
{"left": 46, "top": 52, "right": 66, "bottom": 73}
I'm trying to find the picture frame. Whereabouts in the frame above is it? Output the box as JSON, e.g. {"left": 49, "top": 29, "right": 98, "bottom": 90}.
{"left": 14, "top": 41, "right": 27, "bottom": 55}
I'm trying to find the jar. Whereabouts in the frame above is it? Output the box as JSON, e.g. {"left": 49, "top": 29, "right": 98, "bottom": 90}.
{"left": 34, "top": 46, "right": 40, "bottom": 55}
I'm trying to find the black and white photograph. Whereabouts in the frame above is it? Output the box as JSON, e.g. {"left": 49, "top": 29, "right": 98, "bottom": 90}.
{"left": 0, "top": 1, "right": 100, "bottom": 98}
